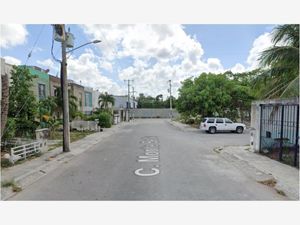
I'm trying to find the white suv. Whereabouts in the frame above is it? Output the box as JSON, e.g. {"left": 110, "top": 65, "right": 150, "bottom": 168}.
{"left": 200, "top": 117, "right": 246, "bottom": 134}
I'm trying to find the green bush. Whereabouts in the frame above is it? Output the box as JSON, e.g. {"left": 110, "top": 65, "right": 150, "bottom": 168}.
{"left": 98, "top": 112, "right": 112, "bottom": 128}
{"left": 1, "top": 158, "right": 13, "bottom": 168}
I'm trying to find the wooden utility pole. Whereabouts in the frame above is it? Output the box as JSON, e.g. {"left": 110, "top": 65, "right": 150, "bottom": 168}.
{"left": 61, "top": 24, "right": 70, "bottom": 152}
{"left": 124, "top": 79, "right": 132, "bottom": 121}
{"left": 169, "top": 79, "right": 173, "bottom": 118}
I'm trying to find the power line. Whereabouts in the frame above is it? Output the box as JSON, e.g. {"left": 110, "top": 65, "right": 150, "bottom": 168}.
{"left": 1, "top": 25, "right": 46, "bottom": 138}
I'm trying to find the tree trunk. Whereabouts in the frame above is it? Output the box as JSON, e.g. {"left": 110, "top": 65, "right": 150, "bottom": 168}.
{"left": 1, "top": 74, "right": 9, "bottom": 137}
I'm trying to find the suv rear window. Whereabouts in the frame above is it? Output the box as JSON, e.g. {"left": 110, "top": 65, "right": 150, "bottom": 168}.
{"left": 216, "top": 118, "right": 224, "bottom": 123}
{"left": 202, "top": 118, "right": 207, "bottom": 122}
{"left": 207, "top": 118, "right": 215, "bottom": 123}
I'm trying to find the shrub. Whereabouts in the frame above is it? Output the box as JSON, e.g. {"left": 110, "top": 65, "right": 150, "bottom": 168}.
{"left": 1, "top": 158, "right": 13, "bottom": 168}
{"left": 98, "top": 112, "right": 112, "bottom": 128}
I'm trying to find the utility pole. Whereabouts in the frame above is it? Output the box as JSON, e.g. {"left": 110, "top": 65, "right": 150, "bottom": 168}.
{"left": 52, "top": 24, "right": 101, "bottom": 153}
{"left": 61, "top": 24, "right": 70, "bottom": 152}
{"left": 168, "top": 79, "right": 173, "bottom": 118}
{"left": 132, "top": 86, "right": 137, "bottom": 108}
{"left": 124, "top": 79, "right": 133, "bottom": 121}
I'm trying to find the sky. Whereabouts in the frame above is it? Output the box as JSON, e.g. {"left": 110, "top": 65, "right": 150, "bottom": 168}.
{"left": 0, "top": 24, "right": 275, "bottom": 98}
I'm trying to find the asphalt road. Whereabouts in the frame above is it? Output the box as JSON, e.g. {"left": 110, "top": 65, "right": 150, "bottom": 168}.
{"left": 10, "top": 119, "right": 284, "bottom": 200}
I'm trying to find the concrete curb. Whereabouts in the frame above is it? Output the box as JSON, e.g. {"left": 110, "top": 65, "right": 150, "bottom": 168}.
{"left": 1, "top": 123, "right": 125, "bottom": 200}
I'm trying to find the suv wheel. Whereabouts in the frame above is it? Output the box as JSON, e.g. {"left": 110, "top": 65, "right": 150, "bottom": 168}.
{"left": 236, "top": 126, "right": 244, "bottom": 134}
{"left": 209, "top": 127, "right": 216, "bottom": 134}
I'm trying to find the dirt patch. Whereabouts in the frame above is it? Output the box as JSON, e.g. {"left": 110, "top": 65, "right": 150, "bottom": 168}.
{"left": 275, "top": 188, "right": 287, "bottom": 196}
{"left": 258, "top": 178, "right": 277, "bottom": 187}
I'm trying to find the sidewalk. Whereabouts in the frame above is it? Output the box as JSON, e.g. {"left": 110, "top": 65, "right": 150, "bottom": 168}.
{"left": 1, "top": 122, "right": 125, "bottom": 200}
{"left": 215, "top": 146, "right": 299, "bottom": 200}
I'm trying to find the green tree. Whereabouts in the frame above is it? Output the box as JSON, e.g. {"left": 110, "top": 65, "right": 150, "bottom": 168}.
{"left": 177, "top": 72, "right": 254, "bottom": 121}
{"left": 258, "top": 24, "right": 299, "bottom": 98}
{"left": 8, "top": 66, "right": 38, "bottom": 137}
{"left": 53, "top": 87, "right": 78, "bottom": 120}
{"left": 98, "top": 92, "right": 115, "bottom": 109}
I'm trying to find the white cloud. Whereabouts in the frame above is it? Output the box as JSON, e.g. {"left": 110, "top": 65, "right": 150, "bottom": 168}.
{"left": 37, "top": 59, "right": 56, "bottom": 70}
{"left": 67, "top": 50, "right": 123, "bottom": 95}
{"left": 246, "top": 32, "right": 273, "bottom": 69}
{"left": 2, "top": 56, "right": 21, "bottom": 65}
{"left": 207, "top": 58, "right": 224, "bottom": 73}
{"left": 0, "top": 24, "right": 28, "bottom": 48}
{"left": 81, "top": 24, "right": 226, "bottom": 97}
{"left": 230, "top": 63, "right": 246, "bottom": 73}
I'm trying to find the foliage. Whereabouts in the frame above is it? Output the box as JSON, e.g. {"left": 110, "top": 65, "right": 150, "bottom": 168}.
{"left": 137, "top": 93, "right": 176, "bottom": 108}
{"left": 53, "top": 87, "right": 78, "bottom": 120}
{"left": 98, "top": 112, "right": 112, "bottom": 128}
{"left": 1, "top": 159, "right": 13, "bottom": 168}
{"left": 177, "top": 72, "right": 255, "bottom": 121}
{"left": 98, "top": 92, "right": 115, "bottom": 109}
{"left": 7, "top": 66, "right": 38, "bottom": 138}
{"left": 1, "top": 118, "right": 16, "bottom": 140}
{"left": 257, "top": 24, "right": 299, "bottom": 98}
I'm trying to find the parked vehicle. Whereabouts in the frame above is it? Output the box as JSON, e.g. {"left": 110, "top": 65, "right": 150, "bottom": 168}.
{"left": 199, "top": 117, "right": 246, "bottom": 134}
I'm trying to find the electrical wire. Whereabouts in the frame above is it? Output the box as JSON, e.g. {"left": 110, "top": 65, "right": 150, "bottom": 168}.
{"left": 1, "top": 25, "right": 46, "bottom": 139}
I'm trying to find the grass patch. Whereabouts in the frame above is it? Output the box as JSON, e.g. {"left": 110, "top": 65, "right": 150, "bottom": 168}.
{"left": 50, "top": 131, "right": 96, "bottom": 143}
{"left": 1, "top": 180, "right": 15, "bottom": 188}
{"left": 1, "top": 180, "right": 22, "bottom": 192}
{"left": 48, "top": 141, "right": 63, "bottom": 151}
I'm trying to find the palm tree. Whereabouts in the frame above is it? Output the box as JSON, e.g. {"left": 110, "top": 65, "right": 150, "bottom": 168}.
{"left": 98, "top": 92, "right": 115, "bottom": 109}
{"left": 54, "top": 87, "right": 78, "bottom": 120}
{"left": 258, "top": 24, "right": 299, "bottom": 98}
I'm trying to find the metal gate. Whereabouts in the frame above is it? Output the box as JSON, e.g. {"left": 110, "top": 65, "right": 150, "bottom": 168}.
{"left": 260, "top": 104, "right": 299, "bottom": 167}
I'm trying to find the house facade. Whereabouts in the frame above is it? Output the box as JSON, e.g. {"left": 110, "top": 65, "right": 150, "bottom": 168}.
{"left": 27, "top": 66, "right": 50, "bottom": 101}
{"left": 68, "top": 79, "right": 85, "bottom": 113}
{"left": 49, "top": 75, "right": 60, "bottom": 97}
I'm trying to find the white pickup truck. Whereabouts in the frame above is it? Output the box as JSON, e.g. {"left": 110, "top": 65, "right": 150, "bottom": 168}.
{"left": 199, "top": 117, "right": 246, "bottom": 134}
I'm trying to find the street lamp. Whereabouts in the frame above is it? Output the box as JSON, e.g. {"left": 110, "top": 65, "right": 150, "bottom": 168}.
{"left": 66, "top": 40, "right": 101, "bottom": 54}
{"left": 60, "top": 26, "right": 101, "bottom": 153}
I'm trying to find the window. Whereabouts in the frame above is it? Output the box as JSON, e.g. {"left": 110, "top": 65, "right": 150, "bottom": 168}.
{"left": 216, "top": 118, "right": 224, "bottom": 123}
{"left": 202, "top": 118, "right": 207, "bottom": 123}
{"left": 225, "top": 118, "right": 233, "bottom": 124}
{"left": 85, "top": 92, "right": 92, "bottom": 107}
{"left": 207, "top": 118, "right": 215, "bottom": 123}
{"left": 54, "top": 87, "right": 59, "bottom": 96}
{"left": 38, "top": 83, "right": 46, "bottom": 100}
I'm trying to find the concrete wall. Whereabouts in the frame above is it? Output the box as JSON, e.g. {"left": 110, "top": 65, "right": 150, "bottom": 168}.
{"left": 130, "top": 108, "right": 179, "bottom": 118}
{"left": 250, "top": 97, "right": 299, "bottom": 152}
{"left": 92, "top": 90, "right": 100, "bottom": 111}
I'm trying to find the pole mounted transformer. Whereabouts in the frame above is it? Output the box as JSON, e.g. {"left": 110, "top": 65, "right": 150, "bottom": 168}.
{"left": 53, "top": 24, "right": 65, "bottom": 42}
